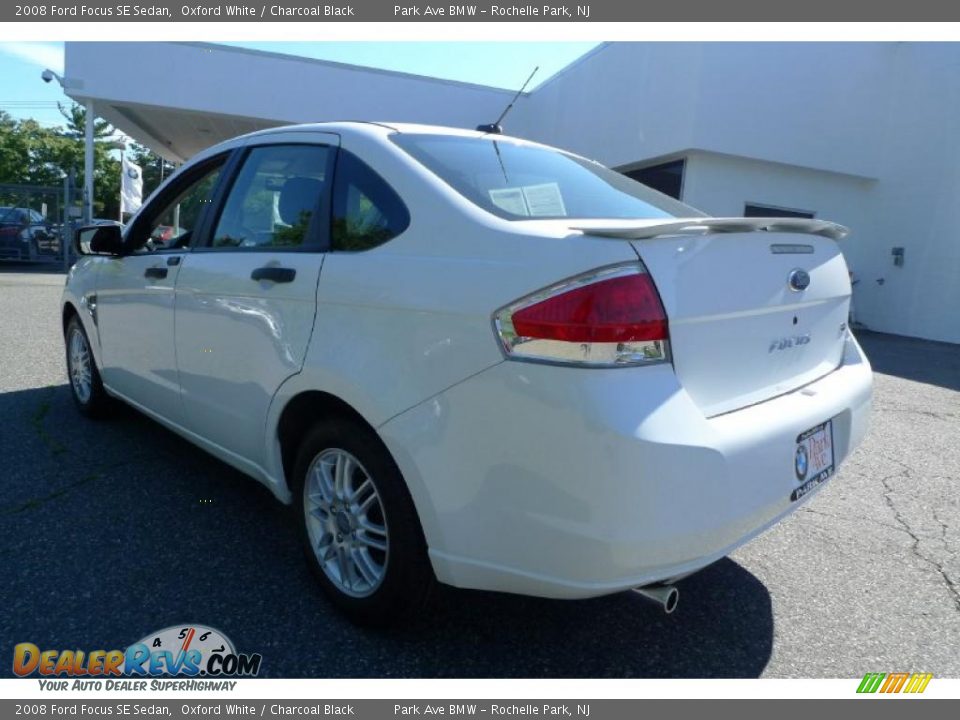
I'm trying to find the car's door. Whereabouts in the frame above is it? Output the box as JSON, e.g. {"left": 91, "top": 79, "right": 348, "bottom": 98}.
{"left": 174, "top": 135, "right": 337, "bottom": 466}
{"left": 96, "top": 154, "right": 229, "bottom": 423}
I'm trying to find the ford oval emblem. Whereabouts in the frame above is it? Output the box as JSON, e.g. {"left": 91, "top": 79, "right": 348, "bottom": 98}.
{"left": 788, "top": 269, "right": 811, "bottom": 292}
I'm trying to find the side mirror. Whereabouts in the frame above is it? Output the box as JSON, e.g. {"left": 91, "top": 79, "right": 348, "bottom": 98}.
{"left": 76, "top": 224, "right": 124, "bottom": 256}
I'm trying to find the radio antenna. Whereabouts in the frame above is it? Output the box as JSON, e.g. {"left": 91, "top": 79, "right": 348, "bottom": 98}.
{"left": 476, "top": 66, "right": 539, "bottom": 135}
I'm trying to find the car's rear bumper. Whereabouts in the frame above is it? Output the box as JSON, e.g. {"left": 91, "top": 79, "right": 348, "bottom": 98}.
{"left": 380, "top": 332, "right": 872, "bottom": 599}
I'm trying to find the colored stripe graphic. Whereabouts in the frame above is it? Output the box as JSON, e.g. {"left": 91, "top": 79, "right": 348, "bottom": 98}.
{"left": 857, "top": 672, "right": 932, "bottom": 694}
{"left": 881, "top": 673, "right": 909, "bottom": 693}
{"left": 905, "top": 673, "right": 933, "bottom": 694}
{"left": 857, "top": 673, "right": 885, "bottom": 693}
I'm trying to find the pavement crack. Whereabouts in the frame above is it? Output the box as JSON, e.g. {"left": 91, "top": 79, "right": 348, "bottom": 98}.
{"left": 872, "top": 404, "right": 960, "bottom": 422}
{"left": 0, "top": 453, "right": 167, "bottom": 516}
{"left": 932, "top": 506, "right": 957, "bottom": 557}
{"left": 30, "top": 387, "right": 67, "bottom": 456}
{"left": 877, "top": 459, "right": 960, "bottom": 613}
{"left": 3, "top": 472, "right": 103, "bottom": 515}
{"left": 797, "top": 505, "right": 922, "bottom": 537}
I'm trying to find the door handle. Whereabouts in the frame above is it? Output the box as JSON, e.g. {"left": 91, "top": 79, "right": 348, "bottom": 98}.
{"left": 251, "top": 266, "right": 296, "bottom": 283}
{"left": 144, "top": 267, "right": 168, "bottom": 279}
{"left": 166, "top": 256, "right": 182, "bottom": 266}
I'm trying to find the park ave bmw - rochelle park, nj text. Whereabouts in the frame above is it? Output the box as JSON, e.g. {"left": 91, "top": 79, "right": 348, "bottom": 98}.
{"left": 7, "top": 704, "right": 592, "bottom": 717}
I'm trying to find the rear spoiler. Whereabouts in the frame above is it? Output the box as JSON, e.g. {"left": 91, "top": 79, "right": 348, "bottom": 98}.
{"left": 572, "top": 217, "right": 849, "bottom": 241}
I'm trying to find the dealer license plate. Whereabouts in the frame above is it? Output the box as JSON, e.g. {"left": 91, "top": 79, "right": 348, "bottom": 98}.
{"left": 791, "top": 419, "right": 835, "bottom": 502}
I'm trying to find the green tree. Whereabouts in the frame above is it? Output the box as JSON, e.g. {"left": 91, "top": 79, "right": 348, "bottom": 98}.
{"left": 57, "top": 102, "right": 114, "bottom": 140}
{"left": 0, "top": 104, "right": 122, "bottom": 218}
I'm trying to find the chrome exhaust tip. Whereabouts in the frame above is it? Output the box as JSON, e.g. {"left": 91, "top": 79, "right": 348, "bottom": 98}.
{"left": 633, "top": 584, "right": 679, "bottom": 614}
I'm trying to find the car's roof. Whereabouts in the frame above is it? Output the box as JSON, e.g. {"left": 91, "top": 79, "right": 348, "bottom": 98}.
{"left": 253, "top": 120, "right": 497, "bottom": 141}
{"left": 206, "top": 121, "right": 533, "bottom": 153}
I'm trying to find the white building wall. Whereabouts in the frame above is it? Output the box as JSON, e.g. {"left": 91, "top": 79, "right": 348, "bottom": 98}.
{"left": 862, "top": 43, "right": 960, "bottom": 344}
{"left": 679, "top": 151, "right": 880, "bottom": 330}
{"left": 511, "top": 42, "right": 958, "bottom": 344}
{"left": 510, "top": 42, "right": 894, "bottom": 179}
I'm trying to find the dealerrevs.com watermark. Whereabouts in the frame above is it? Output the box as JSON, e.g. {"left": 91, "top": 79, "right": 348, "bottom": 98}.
{"left": 13, "top": 624, "right": 262, "bottom": 689}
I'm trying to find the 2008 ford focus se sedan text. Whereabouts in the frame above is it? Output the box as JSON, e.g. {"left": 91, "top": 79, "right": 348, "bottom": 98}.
{"left": 62, "top": 122, "right": 872, "bottom": 624}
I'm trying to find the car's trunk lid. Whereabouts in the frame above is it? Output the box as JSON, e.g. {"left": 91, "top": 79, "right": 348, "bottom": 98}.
{"left": 574, "top": 218, "right": 853, "bottom": 417}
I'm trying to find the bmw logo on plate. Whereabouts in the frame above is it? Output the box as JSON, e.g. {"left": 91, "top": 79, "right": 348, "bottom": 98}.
{"left": 127, "top": 167, "right": 139, "bottom": 180}
{"left": 795, "top": 444, "right": 809, "bottom": 480}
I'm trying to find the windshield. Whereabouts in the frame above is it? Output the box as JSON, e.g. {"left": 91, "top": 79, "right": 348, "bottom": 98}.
{"left": 391, "top": 134, "right": 705, "bottom": 221}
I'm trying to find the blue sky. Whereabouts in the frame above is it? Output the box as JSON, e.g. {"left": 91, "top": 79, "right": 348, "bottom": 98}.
{"left": 0, "top": 41, "right": 598, "bottom": 129}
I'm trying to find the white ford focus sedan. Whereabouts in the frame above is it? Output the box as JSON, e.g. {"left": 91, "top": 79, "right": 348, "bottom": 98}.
{"left": 63, "top": 122, "right": 872, "bottom": 623}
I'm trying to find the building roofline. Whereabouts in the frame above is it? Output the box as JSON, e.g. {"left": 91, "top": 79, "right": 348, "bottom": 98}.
{"left": 526, "top": 42, "right": 611, "bottom": 93}
{"left": 175, "top": 41, "right": 520, "bottom": 96}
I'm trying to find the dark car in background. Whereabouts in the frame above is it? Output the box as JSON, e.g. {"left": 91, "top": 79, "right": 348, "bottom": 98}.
{"left": 0, "top": 206, "right": 59, "bottom": 260}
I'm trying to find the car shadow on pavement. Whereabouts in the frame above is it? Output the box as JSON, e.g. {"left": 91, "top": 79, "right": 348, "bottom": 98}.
{"left": 393, "top": 558, "right": 774, "bottom": 678}
{"left": 0, "top": 383, "right": 773, "bottom": 679}
{"left": 857, "top": 330, "right": 960, "bottom": 392}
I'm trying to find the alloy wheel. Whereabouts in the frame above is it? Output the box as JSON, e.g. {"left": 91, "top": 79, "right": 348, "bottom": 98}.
{"left": 68, "top": 328, "right": 92, "bottom": 404}
{"left": 303, "top": 448, "right": 389, "bottom": 598}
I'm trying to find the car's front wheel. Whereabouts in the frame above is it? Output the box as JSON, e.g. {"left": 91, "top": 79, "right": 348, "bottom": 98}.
{"left": 293, "top": 418, "right": 434, "bottom": 625}
{"left": 65, "top": 316, "right": 111, "bottom": 418}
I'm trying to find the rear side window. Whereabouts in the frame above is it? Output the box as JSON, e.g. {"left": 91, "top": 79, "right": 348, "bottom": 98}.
{"left": 331, "top": 150, "right": 409, "bottom": 252}
{"left": 391, "top": 134, "right": 705, "bottom": 221}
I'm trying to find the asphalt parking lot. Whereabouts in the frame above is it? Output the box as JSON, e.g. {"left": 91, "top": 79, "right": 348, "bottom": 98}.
{"left": 1, "top": 266, "right": 958, "bottom": 678}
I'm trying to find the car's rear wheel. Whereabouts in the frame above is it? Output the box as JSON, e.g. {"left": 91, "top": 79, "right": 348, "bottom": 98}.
{"left": 65, "top": 316, "right": 111, "bottom": 418}
{"left": 293, "top": 418, "right": 434, "bottom": 625}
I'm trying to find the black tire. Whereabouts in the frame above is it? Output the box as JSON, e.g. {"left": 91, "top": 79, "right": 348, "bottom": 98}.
{"left": 65, "top": 315, "right": 112, "bottom": 419}
{"left": 293, "top": 417, "right": 434, "bottom": 626}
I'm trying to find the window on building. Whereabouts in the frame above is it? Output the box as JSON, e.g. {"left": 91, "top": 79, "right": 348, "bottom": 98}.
{"left": 623, "top": 159, "right": 685, "bottom": 200}
{"left": 744, "top": 203, "right": 815, "bottom": 219}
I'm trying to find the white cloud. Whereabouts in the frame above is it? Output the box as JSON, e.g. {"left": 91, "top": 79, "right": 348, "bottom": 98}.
{"left": 0, "top": 42, "right": 64, "bottom": 74}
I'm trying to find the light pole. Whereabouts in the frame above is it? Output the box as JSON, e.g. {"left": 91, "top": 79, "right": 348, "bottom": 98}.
{"left": 41, "top": 68, "right": 95, "bottom": 224}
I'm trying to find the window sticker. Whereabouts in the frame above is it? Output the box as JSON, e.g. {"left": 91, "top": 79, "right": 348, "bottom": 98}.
{"left": 489, "top": 187, "right": 530, "bottom": 216}
{"left": 523, "top": 182, "right": 566, "bottom": 217}
{"left": 488, "top": 183, "right": 567, "bottom": 217}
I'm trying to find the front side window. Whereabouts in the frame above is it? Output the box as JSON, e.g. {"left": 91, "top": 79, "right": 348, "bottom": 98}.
{"left": 391, "top": 134, "right": 705, "bottom": 221}
{"left": 331, "top": 150, "right": 409, "bottom": 251}
{"left": 132, "top": 159, "right": 224, "bottom": 253}
{"left": 210, "top": 144, "right": 332, "bottom": 250}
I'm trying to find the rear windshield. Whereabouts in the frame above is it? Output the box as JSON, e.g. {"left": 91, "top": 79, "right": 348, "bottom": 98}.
{"left": 391, "top": 134, "right": 705, "bottom": 221}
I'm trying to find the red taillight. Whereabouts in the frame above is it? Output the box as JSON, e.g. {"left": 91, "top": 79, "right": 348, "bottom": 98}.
{"left": 511, "top": 272, "right": 668, "bottom": 343}
{"left": 495, "top": 264, "right": 670, "bottom": 367}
